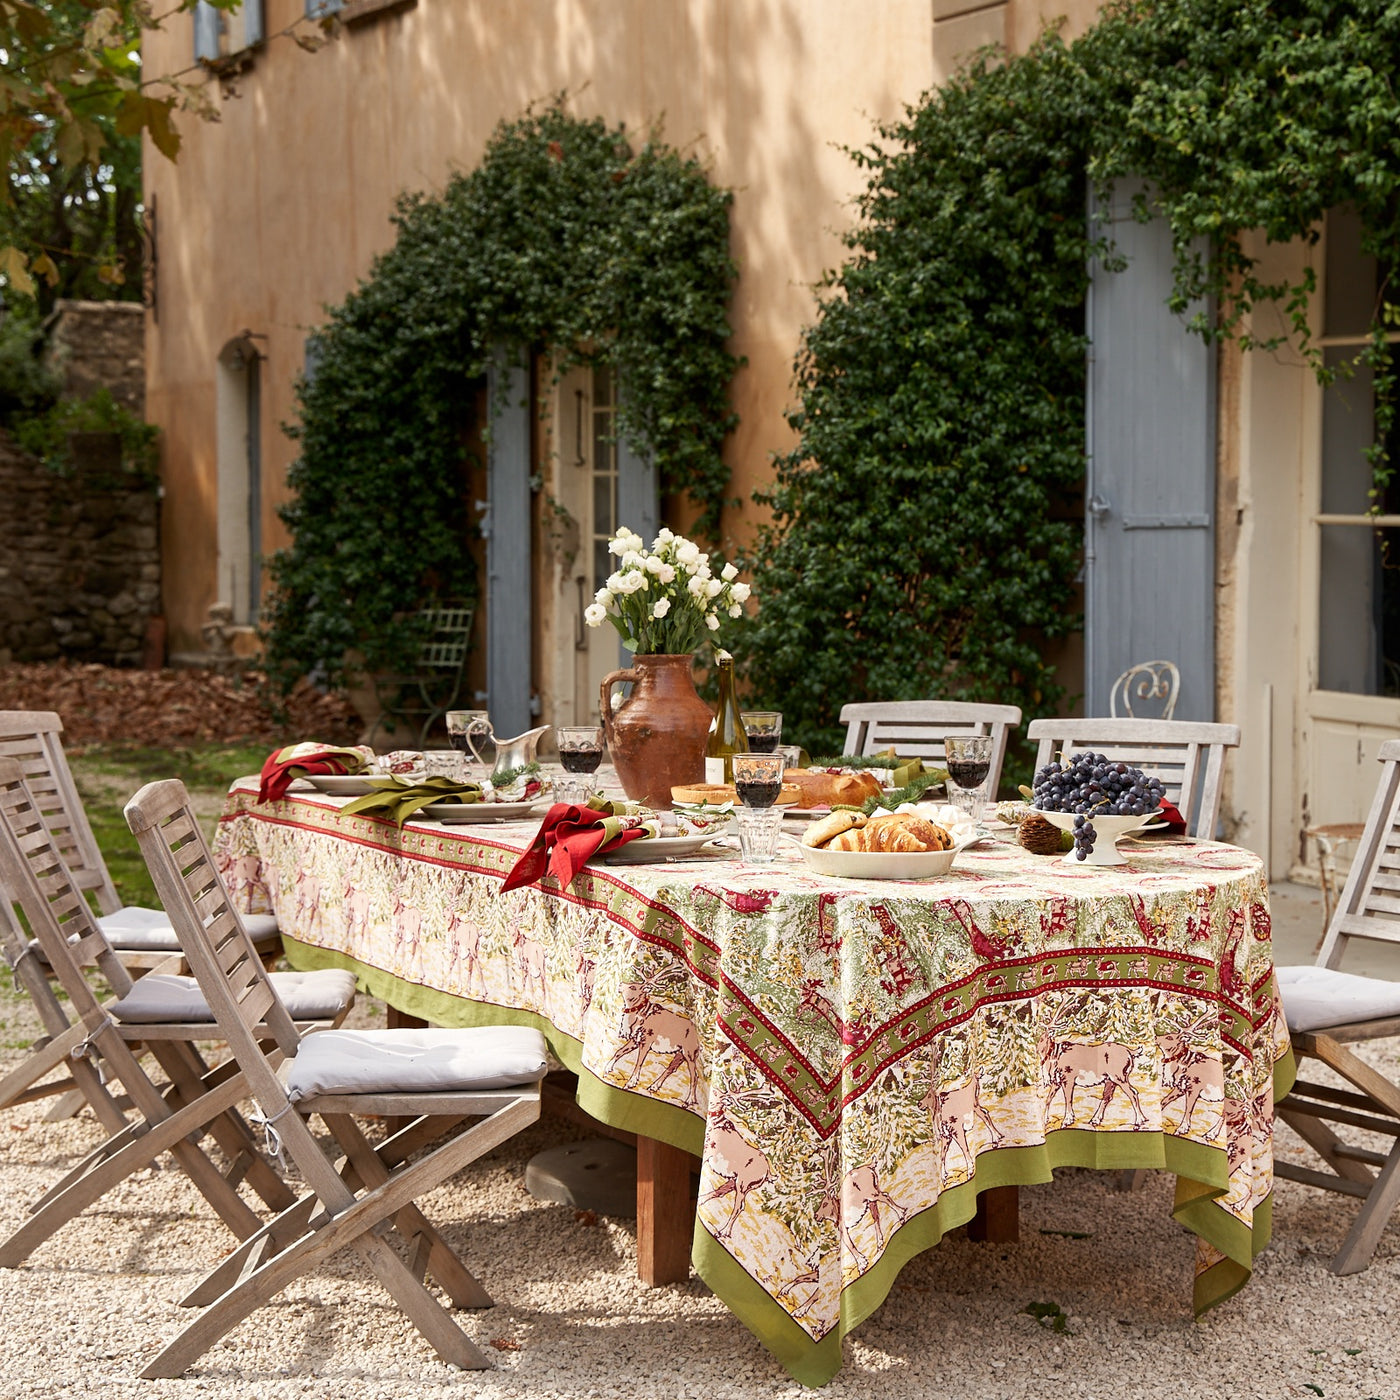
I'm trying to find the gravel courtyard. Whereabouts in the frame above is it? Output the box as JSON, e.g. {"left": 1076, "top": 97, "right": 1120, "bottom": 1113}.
{"left": 0, "top": 961, "right": 1396, "bottom": 1400}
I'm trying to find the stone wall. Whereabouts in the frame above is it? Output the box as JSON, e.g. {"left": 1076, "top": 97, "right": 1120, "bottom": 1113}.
{"left": 43, "top": 300, "right": 145, "bottom": 414}
{"left": 0, "top": 432, "right": 160, "bottom": 666}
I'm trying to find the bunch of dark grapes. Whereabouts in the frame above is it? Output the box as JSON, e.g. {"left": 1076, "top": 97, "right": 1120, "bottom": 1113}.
{"left": 1032, "top": 752, "right": 1166, "bottom": 861}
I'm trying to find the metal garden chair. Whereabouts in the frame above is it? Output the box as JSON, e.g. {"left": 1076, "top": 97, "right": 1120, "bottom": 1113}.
{"left": 369, "top": 603, "right": 476, "bottom": 747}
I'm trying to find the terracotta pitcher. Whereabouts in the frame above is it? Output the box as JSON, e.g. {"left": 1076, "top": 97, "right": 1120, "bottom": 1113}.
{"left": 600, "top": 654, "right": 712, "bottom": 810}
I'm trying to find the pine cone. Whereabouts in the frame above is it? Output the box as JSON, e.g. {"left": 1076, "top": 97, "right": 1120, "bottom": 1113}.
{"left": 1018, "top": 813, "right": 1069, "bottom": 855}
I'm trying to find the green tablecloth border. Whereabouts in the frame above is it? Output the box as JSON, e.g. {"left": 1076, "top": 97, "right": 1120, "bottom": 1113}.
{"left": 281, "top": 935, "right": 1297, "bottom": 1389}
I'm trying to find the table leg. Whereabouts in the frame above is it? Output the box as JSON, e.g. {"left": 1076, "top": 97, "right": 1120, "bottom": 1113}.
{"left": 386, "top": 1006, "right": 428, "bottom": 1030}
{"left": 636, "top": 1136, "right": 694, "bottom": 1285}
{"left": 968, "top": 1185, "right": 1019, "bottom": 1243}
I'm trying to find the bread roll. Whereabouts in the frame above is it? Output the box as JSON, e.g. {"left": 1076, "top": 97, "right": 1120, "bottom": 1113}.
{"left": 802, "top": 810, "right": 866, "bottom": 848}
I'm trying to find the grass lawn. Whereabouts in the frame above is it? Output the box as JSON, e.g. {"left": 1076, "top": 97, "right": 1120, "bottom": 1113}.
{"left": 68, "top": 743, "right": 268, "bottom": 909}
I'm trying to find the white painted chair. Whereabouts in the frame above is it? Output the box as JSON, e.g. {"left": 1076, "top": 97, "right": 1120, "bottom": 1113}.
{"left": 124, "top": 775, "right": 549, "bottom": 1378}
{"left": 0, "top": 757, "right": 356, "bottom": 1269}
{"left": 1109, "top": 660, "right": 1181, "bottom": 720}
{"left": 839, "top": 701, "right": 1023, "bottom": 796}
{"left": 0, "top": 710, "right": 281, "bottom": 971}
{"left": 1274, "top": 739, "right": 1400, "bottom": 1273}
{"left": 1026, "top": 717, "right": 1240, "bottom": 840}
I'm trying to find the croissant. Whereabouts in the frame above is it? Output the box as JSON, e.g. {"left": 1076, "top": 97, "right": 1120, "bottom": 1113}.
{"left": 823, "top": 814, "right": 954, "bottom": 853}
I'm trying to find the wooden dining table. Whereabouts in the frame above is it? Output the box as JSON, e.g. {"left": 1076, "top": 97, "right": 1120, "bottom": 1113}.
{"left": 215, "top": 778, "right": 1293, "bottom": 1386}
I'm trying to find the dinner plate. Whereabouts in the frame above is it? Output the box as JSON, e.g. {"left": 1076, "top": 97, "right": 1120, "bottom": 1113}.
{"left": 303, "top": 774, "right": 391, "bottom": 796}
{"left": 782, "top": 806, "right": 834, "bottom": 821}
{"left": 418, "top": 800, "right": 543, "bottom": 823}
{"left": 599, "top": 835, "right": 730, "bottom": 864}
{"left": 798, "top": 842, "right": 965, "bottom": 881}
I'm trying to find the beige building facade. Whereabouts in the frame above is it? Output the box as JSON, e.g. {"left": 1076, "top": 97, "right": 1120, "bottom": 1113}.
{"left": 145, "top": 0, "right": 1386, "bottom": 876}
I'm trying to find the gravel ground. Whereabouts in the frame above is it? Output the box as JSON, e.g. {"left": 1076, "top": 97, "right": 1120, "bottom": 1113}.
{"left": 0, "top": 988, "right": 1397, "bottom": 1398}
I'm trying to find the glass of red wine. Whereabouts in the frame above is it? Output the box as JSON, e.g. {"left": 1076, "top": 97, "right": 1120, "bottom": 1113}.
{"left": 741, "top": 711, "right": 783, "bottom": 755}
{"left": 555, "top": 725, "right": 605, "bottom": 806}
{"left": 732, "top": 751, "right": 786, "bottom": 863}
{"left": 446, "top": 710, "right": 493, "bottom": 783}
{"left": 944, "top": 733, "right": 994, "bottom": 827}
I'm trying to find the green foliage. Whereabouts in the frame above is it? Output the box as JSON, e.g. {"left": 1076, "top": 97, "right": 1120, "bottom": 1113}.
{"left": 743, "top": 0, "right": 1400, "bottom": 753}
{"left": 12, "top": 386, "right": 159, "bottom": 486}
{"left": 264, "top": 105, "right": 739, "bottom": 691}
{"left": 0, "top": 309, "right": 60, "bottom": 419}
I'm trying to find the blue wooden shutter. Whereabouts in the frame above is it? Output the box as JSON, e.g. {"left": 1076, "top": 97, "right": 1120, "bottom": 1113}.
{"left": 1086, "top": 181, "right": 1216, "bottom": 720}
{"left": 615, "top": 415, "right": 658, "bottom": 666}
{"left": 242, "top": 0, "right": 265, "bottom": 46}
{"left": 485, "top": 348, "right": 533, "bottom": 736}
{"left": 193, "top": 1, "right": 221, "bottom": 59}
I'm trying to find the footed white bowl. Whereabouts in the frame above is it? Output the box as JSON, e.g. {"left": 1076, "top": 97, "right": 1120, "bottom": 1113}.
{"left": 1035, "top": 809, "right": 1160, "bottom": 867}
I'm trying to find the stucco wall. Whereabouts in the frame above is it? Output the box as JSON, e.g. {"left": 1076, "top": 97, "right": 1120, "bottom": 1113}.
{"left": 145, "top": 0, "right": 1108, "bottom": 656}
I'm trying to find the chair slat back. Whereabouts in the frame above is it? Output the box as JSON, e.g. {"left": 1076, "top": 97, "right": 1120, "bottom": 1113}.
{"left": 125, "top": 778, "right": 355, "bottom": 1209}
{"left": 839, "top": 702, "right": 1023, "bottom": 794}
{"left": 0, "top": 711, "right": 120, "bottom": 913}
{"left": 1026, "top": 717, "right": 1240, "bottom": 840}
{"left": 125, "top": 779, "right": 301, "bottom": 1065}
{"left": 0, "top": 758, "right": 132, "bottom": 1001}
{"left": 1318, "top": 740, "right": 1400, "bottom": 966}
{"left": 416, "top": 607, "right": 475, "bottom": 670}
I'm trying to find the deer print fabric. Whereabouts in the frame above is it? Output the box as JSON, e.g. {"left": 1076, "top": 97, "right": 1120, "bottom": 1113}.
{"left": 216, "top": 780, "right": 1290, "bottom": 1386}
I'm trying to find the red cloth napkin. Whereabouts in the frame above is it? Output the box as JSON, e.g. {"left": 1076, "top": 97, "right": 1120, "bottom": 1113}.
{"left": 501, "top": 802, "right": 648, "bottom": 892}
{"left": 258, "top": 744, "right": 367, "bottom": 804}
{"left": 1158, "top": 800, "right": 1188, "bottom": 835}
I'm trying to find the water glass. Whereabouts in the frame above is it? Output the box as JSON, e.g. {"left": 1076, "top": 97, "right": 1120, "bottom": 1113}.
{"left": 423, "top": 749, "right": 465, "bottom": 783}
{"left": 555, "top": 724, "right": 605, "bottom": 806}
{"left": 742, "top": 711, "right": 783, "bottom": 755}
{"left": 944, "top": 733, "right": 994, "bottom": 825}
{"left": 778, "top": 744, "right": 803, "bottom": 772}
{"left": 734, "top": 806, "right": 784, "bottom": 864}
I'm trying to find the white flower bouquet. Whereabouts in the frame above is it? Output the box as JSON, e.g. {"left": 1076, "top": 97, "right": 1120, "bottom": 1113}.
{"left": 584, "top": 526, "right": 751, "bottom": 655}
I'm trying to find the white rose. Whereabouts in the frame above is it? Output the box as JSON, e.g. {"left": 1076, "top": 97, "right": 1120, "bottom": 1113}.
{"left": 608, "top": 536, "right": 630, "bottom": 557}
{"left": 677, "top": 541, "right": 700, "bottom": 567}
{"left": 652, "top": 598, "right": 671, "bottom": 619}
{"left": 655, "top": 562, "right": 675, "bottom": 583}
{"left": 731, "top": 582, "right": 751, "bottom": 603}
{"left": 687, "top": 575, "right": 707, "bottom": 599}
{"left": 623, "top": 550, "right": 645, "bottom": 570}
{"left": 615, "top": 572, "right": 646, "bottom": 595}
{"left": 606, "top": 571, "right": 627, "bottom": 593}
{"left": 721, "top": 562, "right": 738, "bottom": 581}
{"left": 655, "top": 527, "right": 675, "bottom": 545}
{"left": 728, "top": 603, "right": 742, "bottom": 618}
{"left": 584, "top": 603, "right": 607, "bottom": 627}
{"left": 626, "top": 531, "right": 646, "bottom": 554}
{"left": 706, "top": 578, "right": 723, "bottom": 598}
{"left": 706, "top": 613, "right": 720, "bottom": 630}
{"left": 594, "top": 587, "right": 613, "bottom": 607}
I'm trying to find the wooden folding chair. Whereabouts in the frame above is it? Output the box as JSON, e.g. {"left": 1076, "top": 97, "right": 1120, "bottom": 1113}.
{"left": 1274, "top": 738, "right": 1400, "bottom": 1273}
{"left": 0, "top": 710, "right": 282, "bottom": 973}
{"left": 125, "top": 776, "right": 548, "bottom": 1378}
{"left": 838, "top": 701, "right": 1023, "bottom": 796}
{"left": 0, "top": 759, "right": 358, "bottom": 1268}
{"left": 1026, "top": 717, "right": 1240, "bottom": 839}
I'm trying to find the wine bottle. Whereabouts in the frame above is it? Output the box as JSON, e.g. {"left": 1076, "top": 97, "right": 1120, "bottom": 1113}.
{"left": 705, "top": 651, "right": 749, "bottom": 784}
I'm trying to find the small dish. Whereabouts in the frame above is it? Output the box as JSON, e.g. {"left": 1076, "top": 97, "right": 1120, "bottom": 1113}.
{"left": 418, "top": 799, "right": 543, "bottom": 823}
{"left": 599, "top": 835, "right": 730, "bottom": 864}
{"left": 303, "top": 774, "right": 390, "bottom": 796}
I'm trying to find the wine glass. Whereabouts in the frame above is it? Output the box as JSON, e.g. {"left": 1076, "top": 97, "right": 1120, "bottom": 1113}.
{"left": 446, "top": 709, "right": 493, "bottom": 782}
{"left": 944, "top": 734, "right": 994, "bottom": 826}
{"left": 741, "top": 711, "right": 783, "bottom": 755}
{"left": 555, "top": 724, "right": 604, "bottom": 805}
{"left": 732, "top": 752, "right": 785, "bottom": 863}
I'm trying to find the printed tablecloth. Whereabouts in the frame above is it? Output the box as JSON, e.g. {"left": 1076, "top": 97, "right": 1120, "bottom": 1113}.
{"left": 216, "top": 781, "right": 1294, "bottom": 1386}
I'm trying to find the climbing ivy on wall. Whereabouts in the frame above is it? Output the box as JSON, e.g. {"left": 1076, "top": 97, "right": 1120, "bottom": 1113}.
{"left": 263, "top": 105, "right": 739, "bottom": 690}
{"left": 742, "top": 0, "right": 1400, "bottom": 754}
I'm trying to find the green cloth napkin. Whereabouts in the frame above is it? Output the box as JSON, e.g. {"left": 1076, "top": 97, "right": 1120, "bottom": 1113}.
{"left": 339, "top": 776, "right": 484, "bottom": 827}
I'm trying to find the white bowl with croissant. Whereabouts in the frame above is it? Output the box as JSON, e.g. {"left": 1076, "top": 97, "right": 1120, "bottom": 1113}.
{"left": 798, "top": 809, "right": 970, "bottom": 880}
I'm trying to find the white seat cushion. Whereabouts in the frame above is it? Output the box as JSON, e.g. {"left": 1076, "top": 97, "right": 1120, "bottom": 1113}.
{"left": 112, "top": 969, "right": 357, "bottom": 1025}
{"left": 285, "top": 1025, "right": 549, "bottom": 1101}
{"left": 1277, "top": 964, "right": 1400, "bottom": 1033}
{"left": 97, "top": 906, "right": 280, "bottom": 951}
